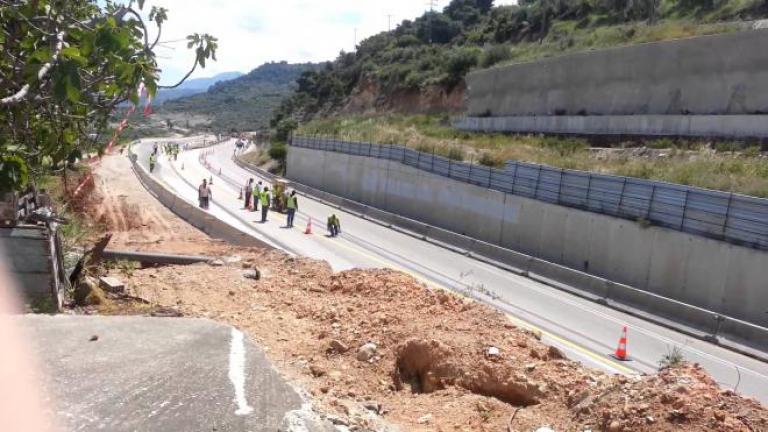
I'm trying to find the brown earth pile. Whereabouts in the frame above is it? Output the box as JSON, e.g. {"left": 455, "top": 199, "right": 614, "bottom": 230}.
{"left": 94, "top": 250, "right": 767, "bottom": 432}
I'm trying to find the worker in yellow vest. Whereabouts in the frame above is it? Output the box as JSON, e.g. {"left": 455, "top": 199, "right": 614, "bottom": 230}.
{"left": 286, "top": 191, "right": 298, "bottom": 228}
{"left": 260, "top": 187, "right": 271, "bottom": 223}
{"left": 327, "top": 214, "right": 340, "bottom": 237}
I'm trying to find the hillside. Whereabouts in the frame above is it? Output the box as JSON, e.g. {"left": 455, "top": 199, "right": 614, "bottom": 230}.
{"left": 153, "top": 71, "right": 244, "bottom": 104}
{"left": 271, "top": 0, "right": 767, "bottom": 128}
{"left": 160, "top": 62, "right": 317, "bottom": 132}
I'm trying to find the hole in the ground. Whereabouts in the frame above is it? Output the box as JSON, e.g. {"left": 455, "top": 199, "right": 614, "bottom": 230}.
{"left": 393, "top": 339, "right": 541, "bottom": 407}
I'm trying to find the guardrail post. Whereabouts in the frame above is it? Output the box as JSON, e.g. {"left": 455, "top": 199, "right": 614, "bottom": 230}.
{"left": 557, "top": 169, "right": 564, "bottom": 204}
{"left": 681, "top": 189, "right": 690, "bottom": 231}
{"left": 488, "top": 166, "right": 493, "bottom": 188}
{"left": 647, "top": 185, "right": 657, "bottom": 220}
{"left": 534, "top": 165, "right": 543, "bottom": 198}
{"left": 722, "top": 192, "right": 734, "bottom": 240}
{"left": 511, "top": 162, "right": 519, "bottom": 195}
{"left": 617, "top": 177, "right": 628, "bottom": 217}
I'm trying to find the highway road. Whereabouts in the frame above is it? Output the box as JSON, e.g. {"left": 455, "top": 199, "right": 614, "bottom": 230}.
{"left": 134, "top": 138, "right": 768, "bottom": 404}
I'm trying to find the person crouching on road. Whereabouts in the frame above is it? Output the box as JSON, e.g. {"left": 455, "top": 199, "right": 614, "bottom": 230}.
{"left": 244, "top": 178, "right": 254, "bottom": 210}
{"left": 199, "top": 179, "right": 212, "bottom": 209}
{"left": 286, "top": 191, "right": 298, "bottom": 228}
{"left": 260, "top": 187, "right": 271, "bottom": 222}
{"left": 327, "top": 214, "right": 341, "bottom": 237}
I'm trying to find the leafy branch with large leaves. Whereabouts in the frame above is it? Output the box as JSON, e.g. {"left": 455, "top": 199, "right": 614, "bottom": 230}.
{"left": 0, "top": 0, "right": 218, "bottom": 192}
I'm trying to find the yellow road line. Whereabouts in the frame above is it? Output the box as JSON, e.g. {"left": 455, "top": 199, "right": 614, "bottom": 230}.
{"left": 312, "top": 230, "right": 635, "bottom": 374}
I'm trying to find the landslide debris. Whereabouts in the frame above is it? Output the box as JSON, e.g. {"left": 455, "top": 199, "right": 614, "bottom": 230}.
{"left": 101, "top": 251, "right": 767, "bottom": 432}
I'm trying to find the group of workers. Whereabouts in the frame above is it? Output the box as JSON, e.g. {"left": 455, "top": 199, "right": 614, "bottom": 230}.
{"left": 241, "top": 177, "right": 340, "bottom": 236}
{"left": 148, "top": 141, "right": 184, "bottom": 173}
{"left": 149, "top": 140, "right": 342, "bottom": 237}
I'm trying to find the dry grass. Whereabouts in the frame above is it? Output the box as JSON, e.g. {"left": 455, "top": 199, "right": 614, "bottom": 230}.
{"left": 299, "top": 115, "right": 768, "bottom": 197}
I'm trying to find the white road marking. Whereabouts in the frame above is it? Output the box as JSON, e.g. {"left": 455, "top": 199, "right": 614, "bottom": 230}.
{"left": 228, "top": 328, "right": 253, "bottom": 416}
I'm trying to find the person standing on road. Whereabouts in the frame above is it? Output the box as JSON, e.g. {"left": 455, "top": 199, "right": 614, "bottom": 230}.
{"left": 259, "top": 187, "right": 271, "bottom": 222}
{"left": 286, "top": 191, "right": 298, "bottom": 228}
{"left": 149, "top": 152, "right": 157, "bottom": 173}
{"left": 244, "top": 178, "right": 254, "bottom": 210}
{"left": 199, "top": 179, "right": 212, "bottom": 209}
{"left": 252, "top": 181, "right": 262, "bottom": 212}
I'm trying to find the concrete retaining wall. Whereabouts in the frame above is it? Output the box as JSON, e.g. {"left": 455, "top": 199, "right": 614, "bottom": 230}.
{"left": 468, "top": 29, "right": 768, "bottom": 117}
{"left": 286, "top": 145, "right": 768, "bottom": 353}
{"left": 454, "top": 114, "right": 768, "bottom": 138}
{"left": 462, "top": 29, "right": 768, "bottom": 137}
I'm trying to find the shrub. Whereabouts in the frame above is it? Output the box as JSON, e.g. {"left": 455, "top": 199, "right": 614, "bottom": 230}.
{"left": 479, "top": 44, "right": 512, "bottom": 68}
{"left": 0, "top": 155, "right": 29, "bottom": 193}
{"left": 268, "top": 143, "right": 287, "bottom": 163}
{"left": 275, "top": 118, "right": 298, "bottom": 142}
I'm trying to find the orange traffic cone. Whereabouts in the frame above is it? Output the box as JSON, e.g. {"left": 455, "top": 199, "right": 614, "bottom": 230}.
{"left": 614, "top": 326, "right": 629, "bottom": 361}
{"left": 305, "top": 217, "right": 313, "bottom": 235}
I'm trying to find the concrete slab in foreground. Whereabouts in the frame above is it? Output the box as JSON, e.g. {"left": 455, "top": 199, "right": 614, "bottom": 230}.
{"left": 20, "top": 315, "right": 307, "bottom": 432}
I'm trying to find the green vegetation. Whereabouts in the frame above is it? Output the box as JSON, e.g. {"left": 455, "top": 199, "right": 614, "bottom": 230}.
{"left": 273, "top": 0, "right": 767, "bottom": 125}
{"left": 299, "top": 114, "right": 768, "bottom": 197}
{"left": 658, "top": 345, "right": 686, "bottom": 370}
{"left": 0, "top": 1, "right": 217, "bottom": 192}
{"left": 160, "top": 62, "right": 317, "bottom": 133}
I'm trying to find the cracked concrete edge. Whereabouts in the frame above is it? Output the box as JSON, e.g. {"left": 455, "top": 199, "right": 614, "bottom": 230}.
{"left": 278, "top": 389, "right": 336, "bottom": 432}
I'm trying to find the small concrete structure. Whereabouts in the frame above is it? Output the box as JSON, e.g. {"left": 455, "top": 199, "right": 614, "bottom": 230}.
{"left": 0, "top": 225, "right": 65, "bottom": 311}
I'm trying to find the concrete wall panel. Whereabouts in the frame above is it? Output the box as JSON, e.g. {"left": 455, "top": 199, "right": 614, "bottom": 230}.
{"left": 287, "top": 145, "right": 768, "bottom": 327}
{"left": 468, "top": 30, "right": 768, "bottom": 117}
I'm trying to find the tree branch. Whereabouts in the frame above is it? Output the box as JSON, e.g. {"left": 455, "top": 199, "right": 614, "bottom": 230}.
{"left": 158, "top": 58, "right": 198, "bottom": 89}
{"left": 0, "top": 30, "right": 65, "bottom": 105}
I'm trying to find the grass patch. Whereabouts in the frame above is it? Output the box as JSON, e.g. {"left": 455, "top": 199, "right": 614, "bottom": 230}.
{"left": 299, "top": 114, "right": 768, "bottom": 197}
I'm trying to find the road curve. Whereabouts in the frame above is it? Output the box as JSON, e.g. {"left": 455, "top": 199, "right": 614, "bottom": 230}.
{"left": 133, "top": 138, "right": 768, "bottom": 404}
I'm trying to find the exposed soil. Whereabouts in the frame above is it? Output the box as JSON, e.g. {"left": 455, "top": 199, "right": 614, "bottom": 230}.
{"left": 88, "top": 153, "right": 230, "bottom": 256}
{"left": 79, "top": 153, "right": 768, "bottom": 431}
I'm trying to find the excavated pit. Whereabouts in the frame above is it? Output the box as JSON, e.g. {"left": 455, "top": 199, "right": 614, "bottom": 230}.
{"left": 393, "top": 338, "right": 542, "bottom": 407}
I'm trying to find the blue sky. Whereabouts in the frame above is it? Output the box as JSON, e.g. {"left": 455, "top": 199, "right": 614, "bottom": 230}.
{"left": 138, "top": 0, "right": 517, "bottom": 85}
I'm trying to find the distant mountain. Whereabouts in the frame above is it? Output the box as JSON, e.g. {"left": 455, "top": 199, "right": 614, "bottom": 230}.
{"left": 153, "top": 71, "right": 244, "bottom": 104}
{"left": 160, "top": 62, "right": 318, "bottom": 132}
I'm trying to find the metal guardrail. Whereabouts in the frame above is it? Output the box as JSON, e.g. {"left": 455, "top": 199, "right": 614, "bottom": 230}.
{"left": 291, "top": 135, "right": 768, "bottom": 251}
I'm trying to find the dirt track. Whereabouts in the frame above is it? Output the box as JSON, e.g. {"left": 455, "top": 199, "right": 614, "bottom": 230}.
{"left": 91, "top": 153, "right": 228, "bottom": 255}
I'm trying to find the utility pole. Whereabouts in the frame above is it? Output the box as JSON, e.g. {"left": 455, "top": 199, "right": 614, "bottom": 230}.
{"left": 354, "top": 28, "right": 357, "bottom": 49}
{"left": 426, "top": 0, "right": 438, "bottom": 44}
{"left": 386, "top": 14, "right": 394, "bottom": 32}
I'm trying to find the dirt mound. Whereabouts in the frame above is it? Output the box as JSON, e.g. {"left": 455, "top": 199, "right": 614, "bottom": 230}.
{"left": 107, "top": 254, "right": 767, "bottom": 431}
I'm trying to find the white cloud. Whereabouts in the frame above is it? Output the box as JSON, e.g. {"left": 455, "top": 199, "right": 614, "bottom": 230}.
{"left": 142, "top": 0, "right": 518, "bottom": 85}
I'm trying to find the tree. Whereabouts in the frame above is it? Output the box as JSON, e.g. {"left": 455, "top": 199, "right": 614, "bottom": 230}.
{"left": 0, "top": 0, "right": 217, "bottom": 191}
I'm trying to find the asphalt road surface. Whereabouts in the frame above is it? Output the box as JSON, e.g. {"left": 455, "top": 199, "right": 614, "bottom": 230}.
{"left": 20, "top": 315, "right": 304, "bottom": 431}
{"left": 134, "top": 138, "right": 768, "bottom": 404}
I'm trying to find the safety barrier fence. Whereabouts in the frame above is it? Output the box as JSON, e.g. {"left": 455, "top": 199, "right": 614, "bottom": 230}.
{"left": 291, "top": 135, "right": 768, "bottom": 251}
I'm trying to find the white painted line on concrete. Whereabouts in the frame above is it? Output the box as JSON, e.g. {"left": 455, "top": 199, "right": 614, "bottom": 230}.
{"left": 228, "top": 328, "right": 254, "bottom": 416}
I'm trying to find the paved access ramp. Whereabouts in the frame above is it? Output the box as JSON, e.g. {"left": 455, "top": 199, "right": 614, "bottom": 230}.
{"left": 20, "top": 315, "right": 305, "bottom": 431}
